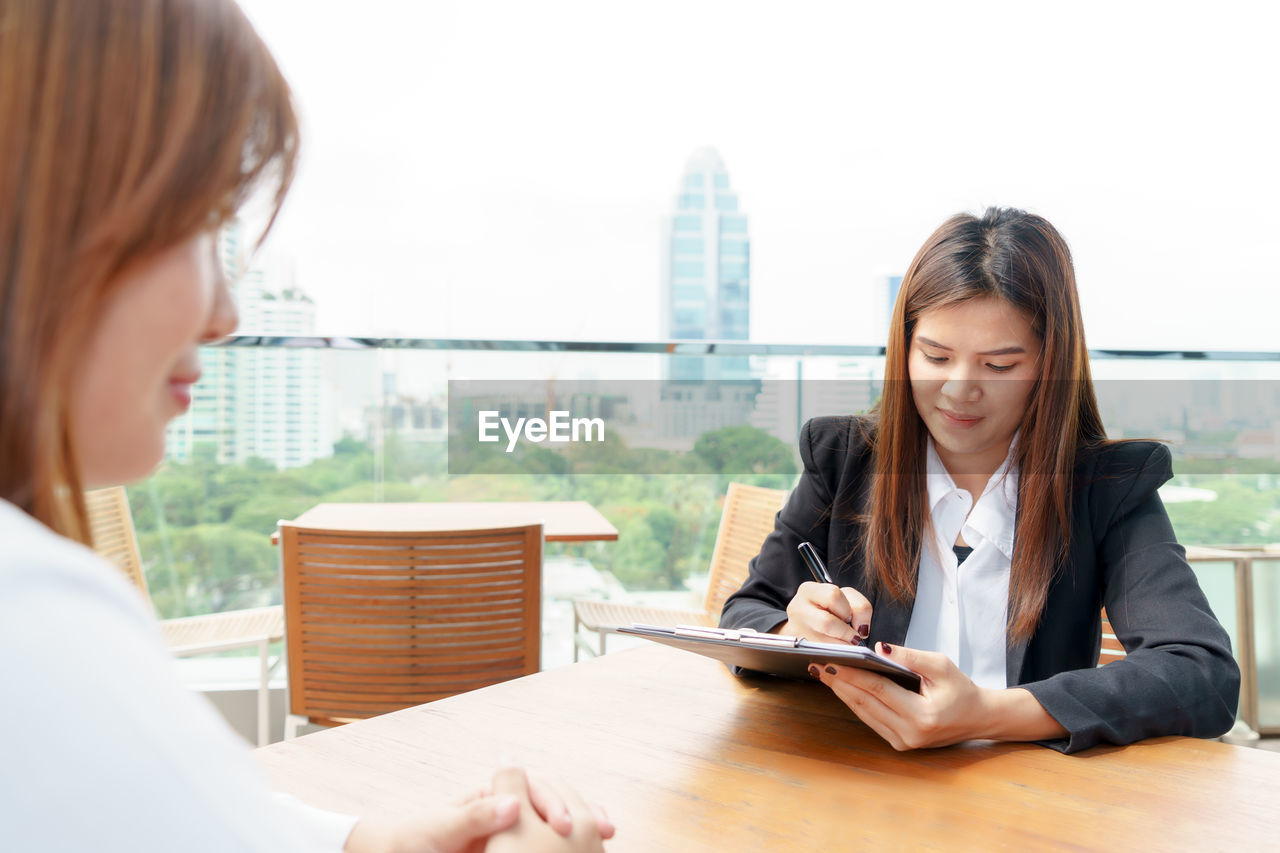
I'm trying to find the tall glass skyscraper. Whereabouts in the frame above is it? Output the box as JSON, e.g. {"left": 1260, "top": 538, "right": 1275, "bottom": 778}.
{"left": 660, "top": 147, "right": 750, "bottom": 380}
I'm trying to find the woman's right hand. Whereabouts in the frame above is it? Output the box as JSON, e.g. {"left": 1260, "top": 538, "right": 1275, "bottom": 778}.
{"left": 344, "top": 765, "right": 612, "bottom": 853}
{"left": 779, "top": 581, "right": 873, "bottom": 644}
{"left": 483, "top": 766, "right": 608, "bottom": 852}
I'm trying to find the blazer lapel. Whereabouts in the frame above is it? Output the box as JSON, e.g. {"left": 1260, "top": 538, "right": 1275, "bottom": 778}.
{"left": 1004, "top": 488, "right": 1029, "bottom": 686}
{"left": 870, "top": 593, "right": 913, "bottom": 646}
{"left": 1006, "top": 632, "right": 1029, "bottom": 687}
{"left": 873, "top": 593, "right": 1028, "bottom": 684}
{"left": 871, "top": 587, "right": 1027, "bottom": 683}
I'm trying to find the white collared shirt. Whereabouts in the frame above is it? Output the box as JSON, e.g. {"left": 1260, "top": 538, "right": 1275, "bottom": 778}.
{"left": 903, "top": 437, "right": 1018, "bottom": 689}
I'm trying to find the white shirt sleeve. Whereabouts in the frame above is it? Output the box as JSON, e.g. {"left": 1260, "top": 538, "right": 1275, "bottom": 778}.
{"left": 273, "top": 793, "right": 360, "bottom": 850}
{"left": 0, "top": 501, "right": 355, "bottom": 852}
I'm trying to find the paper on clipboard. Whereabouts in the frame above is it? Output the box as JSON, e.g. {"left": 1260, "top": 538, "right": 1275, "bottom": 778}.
{"left": 618, "top": 623, "right": 922, "bottom": 693}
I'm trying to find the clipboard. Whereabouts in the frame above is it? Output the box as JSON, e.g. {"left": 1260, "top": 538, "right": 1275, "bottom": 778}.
{"left": 618, "top": 623, "right": 922, "bottom": 693}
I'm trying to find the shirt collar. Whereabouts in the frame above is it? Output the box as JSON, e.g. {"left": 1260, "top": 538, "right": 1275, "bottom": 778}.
{"left": 925, "top": 434, "right": 1020, "bottom": 560}
{"left": 925, "top": 439, "right": 959, "bottom": 512}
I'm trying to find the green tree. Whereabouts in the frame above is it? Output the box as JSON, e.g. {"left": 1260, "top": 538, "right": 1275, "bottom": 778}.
{"left": 125, "top": 427, "right": 790, "bottom": 615}
{"left": 693, "top": 425, "right": 797, "bottom": 477}
{"left": 139, "top": 524, "right": 278, "bottom": 618}
{"left": 1165, "top": 479, "right": 1279, "bottom": 545}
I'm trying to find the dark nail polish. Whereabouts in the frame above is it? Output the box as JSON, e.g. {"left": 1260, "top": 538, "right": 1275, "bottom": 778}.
{"left": 880, "top": 643, "right": 893, "bottom": 655}
{"left": 824, "top": 665, "right": 838, "bottom": 675}
{"left": 856, "top": 623, "right": 870, "bottom": 638}
{"left": 808, "top": 664, "right": 820, "bottom": 678}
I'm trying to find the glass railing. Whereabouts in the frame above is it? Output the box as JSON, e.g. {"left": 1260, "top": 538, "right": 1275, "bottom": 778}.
{"left": 127, "top": 337, "right": 1280, "bottom": 723}
{"left": 1252, "top": 554, "right": 1280, "bottom": 731}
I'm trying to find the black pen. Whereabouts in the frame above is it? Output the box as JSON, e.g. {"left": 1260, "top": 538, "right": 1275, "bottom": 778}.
{"left": 797, "top": 541, "right": 836, "bottom": 585}
{"left": 798, "top": 540, "right": 863, "bottom": 642}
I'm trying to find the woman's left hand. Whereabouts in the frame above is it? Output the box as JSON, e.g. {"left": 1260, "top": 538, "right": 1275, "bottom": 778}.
{"left": 811, "top": 642, "right": 992, "bottom": 750}
{"left": 345, "top": 765, "right": 614, "bottom": 853}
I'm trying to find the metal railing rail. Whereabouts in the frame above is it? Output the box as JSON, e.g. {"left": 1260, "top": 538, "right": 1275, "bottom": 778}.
{"left": 216, "top": 335, "right": 1280, "bottom": 362}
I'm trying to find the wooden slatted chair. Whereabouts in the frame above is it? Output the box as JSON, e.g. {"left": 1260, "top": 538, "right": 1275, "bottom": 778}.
{"left": 571, "top": 482, "right": 788, "bottom": 660}
{"left": 84, "top": 487, "right": 285, "bottom": 746}
{"left": 278, "top": 522, "right": 542, "bottom": 738}
{"left": 1098, "top": 609, "right": 1125, "bottom": 666}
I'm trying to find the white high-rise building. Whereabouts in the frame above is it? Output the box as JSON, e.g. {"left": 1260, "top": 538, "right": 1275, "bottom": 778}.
{"left": 165, "top": 224, "right": 333, "bottom": 469}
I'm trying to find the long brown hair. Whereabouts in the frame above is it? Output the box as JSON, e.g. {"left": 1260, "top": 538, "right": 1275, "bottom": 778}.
{"left": 866, "top": 207, "right": 1106, "bottom": 642}
{"left": 0, "top": 0, "right": 299, "bottom": 542}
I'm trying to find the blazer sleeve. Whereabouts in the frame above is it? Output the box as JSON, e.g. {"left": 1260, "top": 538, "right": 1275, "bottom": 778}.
{"left": 719, "top": 417, "right": 841, "bottom": 633}
{"left": 1021, "top": 443, "right": 1241, "bottom": 753}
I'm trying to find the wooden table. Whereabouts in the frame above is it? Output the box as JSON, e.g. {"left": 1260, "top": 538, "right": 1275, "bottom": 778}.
{"left": 256, "top": 645, "right": 1280, "bottom": 849}
{"left": 272, "top": 501, "right": 618, "bottom": 544}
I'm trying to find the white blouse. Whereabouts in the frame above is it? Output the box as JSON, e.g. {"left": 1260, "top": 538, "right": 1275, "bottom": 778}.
{"left": 904, "top": 438, "right": 1018, "bottom": 689}
{"left": 0, "top": 499, "right": 357, "bottom": 851}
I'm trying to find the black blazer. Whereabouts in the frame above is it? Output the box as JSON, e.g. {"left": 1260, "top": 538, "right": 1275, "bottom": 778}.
{"left": 721, "top": 416, "right": 1240, "bottom": 753}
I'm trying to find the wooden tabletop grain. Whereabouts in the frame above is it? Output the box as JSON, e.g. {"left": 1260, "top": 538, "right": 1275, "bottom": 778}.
{"left": 255, "top": 644, "right": 1280, "bottom": 850}
{"left": 274, "top": 501, "right": 618, "bottom": 543}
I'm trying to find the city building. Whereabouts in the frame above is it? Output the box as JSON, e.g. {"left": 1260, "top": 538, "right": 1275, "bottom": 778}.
{"left": 874, "top": 271, "right": 904, "bottom": 345}
{"left": 165, "top": 223, "right": 333, "bottom": 469}
{"left": 749, "top": 362, "right": 877, "bottom": 446}
{"left": 660, "top": 147, "right": 751, "bottom": 381}
{"left": 360, "top": 369, "right": 449, "bottom": 446}
{"left": 653, "top": 379, "right": 762, "bottom": 448}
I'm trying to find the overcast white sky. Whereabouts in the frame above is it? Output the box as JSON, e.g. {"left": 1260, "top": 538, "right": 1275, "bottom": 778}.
{"left": 238, "top": 0, "right": 1279, "bottom": 352}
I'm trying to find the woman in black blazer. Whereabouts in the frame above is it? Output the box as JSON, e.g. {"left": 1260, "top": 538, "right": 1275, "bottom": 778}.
{"left": 721, "top": 208, "right": 1239, "bottom": 754}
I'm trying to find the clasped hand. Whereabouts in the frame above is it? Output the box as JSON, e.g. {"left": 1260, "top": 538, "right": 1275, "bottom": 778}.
{"left": 346, "top": 763, "right": 613, "bottom": 853}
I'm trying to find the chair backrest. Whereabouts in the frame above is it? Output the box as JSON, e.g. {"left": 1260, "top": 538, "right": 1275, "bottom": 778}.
{"left": 1098, "top": 609, "right": 1125, "bottom": 666}
{"left": 84, "top": 486, "right": 150, "bottom": 597}
{"left": 702, "top": 482, "right": 789, "bottom": 618}
{"left": 279, "top": 522, "right": 543, "bottom": 725}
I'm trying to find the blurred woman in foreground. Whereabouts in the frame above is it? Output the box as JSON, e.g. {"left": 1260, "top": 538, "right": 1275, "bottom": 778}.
{"left": 0, "top": 1, "right": 611, "bottom": 849}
